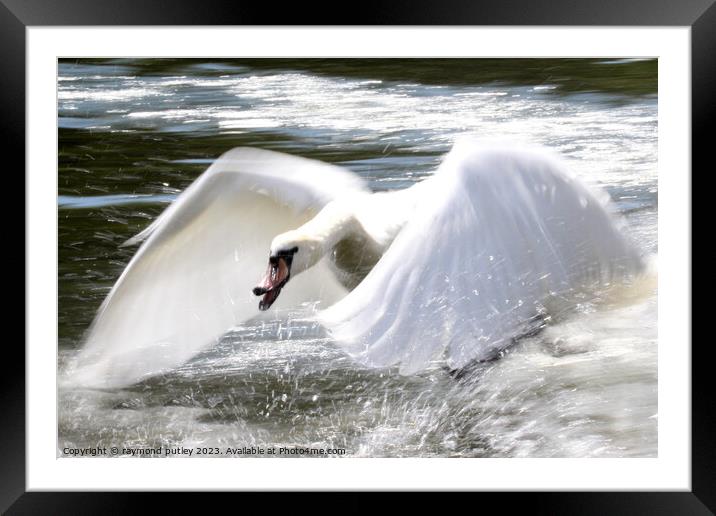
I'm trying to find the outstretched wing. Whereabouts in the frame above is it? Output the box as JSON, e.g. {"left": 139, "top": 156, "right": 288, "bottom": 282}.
{"left": 71, "top": 147, "right": 368, "bottom": 388}
{"left": 319, "top": 142, "right": 644, "bottom": 373}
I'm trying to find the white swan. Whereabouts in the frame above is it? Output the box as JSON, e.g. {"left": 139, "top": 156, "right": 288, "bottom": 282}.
{"left": 69, "top": 140, "right": 643, "bottom": 388}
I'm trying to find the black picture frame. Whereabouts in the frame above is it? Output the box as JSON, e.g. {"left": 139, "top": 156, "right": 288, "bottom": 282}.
{"left": 6, "top": 0, "right": 709, "bottom": 512}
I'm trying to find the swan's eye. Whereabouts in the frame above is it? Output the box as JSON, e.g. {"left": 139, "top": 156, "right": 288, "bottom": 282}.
{"left": 268, "top": 246, "right": 299, "bottom": 267}
{"left": 275, "top": 246, "right": 298, "bottom": 258}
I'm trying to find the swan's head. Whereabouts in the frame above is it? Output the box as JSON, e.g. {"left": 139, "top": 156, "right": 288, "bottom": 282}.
{"left": 252, "top": 230, "right": 325, "bottom": 311}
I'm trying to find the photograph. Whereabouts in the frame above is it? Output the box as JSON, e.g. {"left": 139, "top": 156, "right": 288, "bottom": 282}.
{"left": 57, "top": 57, "right": 658, "bottom": 459}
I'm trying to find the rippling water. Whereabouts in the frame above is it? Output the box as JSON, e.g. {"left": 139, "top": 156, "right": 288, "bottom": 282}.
{"left": 58, "top": 59, "right": 657, "bottom": 458}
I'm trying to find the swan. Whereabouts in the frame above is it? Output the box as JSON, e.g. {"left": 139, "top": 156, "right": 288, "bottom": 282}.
{"left": 69, "top": 139, "right": 644, "bottom": 388}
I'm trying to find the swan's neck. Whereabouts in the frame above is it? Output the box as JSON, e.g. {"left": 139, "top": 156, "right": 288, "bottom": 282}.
{"left": 299, "top": 201, "right": 361, "bottom": 253}
{"left": 270, "top": 199, "right": 365, "bottom": 275}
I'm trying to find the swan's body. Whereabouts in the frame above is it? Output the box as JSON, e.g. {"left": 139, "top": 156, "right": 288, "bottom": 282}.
{"left": 70, "top": 140, "right": 643, "bottom": 388}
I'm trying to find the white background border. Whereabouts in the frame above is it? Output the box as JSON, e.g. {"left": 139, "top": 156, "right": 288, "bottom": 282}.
{"left": 27, "top": 27, "right": 690, "bottom": 490}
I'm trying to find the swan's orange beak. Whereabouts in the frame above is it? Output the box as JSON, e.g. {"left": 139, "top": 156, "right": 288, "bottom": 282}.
{"left": 253, "top": 256, "right": 291, "bottom": 311}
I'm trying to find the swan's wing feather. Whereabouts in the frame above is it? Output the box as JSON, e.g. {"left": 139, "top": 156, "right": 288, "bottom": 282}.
{"left": 320, "top": 143, "right": 643, "bottom": 373}
{"left": 71, "top": 147, "right": 367, "bottom": 388}
{"left": 123, "top": 147, "right": 367, "bottom": 247}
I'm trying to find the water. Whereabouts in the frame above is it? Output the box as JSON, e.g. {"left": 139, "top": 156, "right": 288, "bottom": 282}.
{"left": 58, "top": 58, "right": 657, "bottom": 458}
